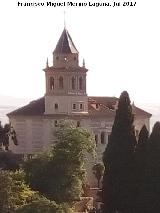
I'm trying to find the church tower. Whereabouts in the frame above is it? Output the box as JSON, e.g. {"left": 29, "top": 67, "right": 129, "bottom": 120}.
{"left": 44, "top": 28, "right": 88, "bottom": 115}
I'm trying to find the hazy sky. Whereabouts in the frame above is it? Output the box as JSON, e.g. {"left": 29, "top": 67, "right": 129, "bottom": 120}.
{"left": 0, "top": 0, "right": 160, "bottom": 105}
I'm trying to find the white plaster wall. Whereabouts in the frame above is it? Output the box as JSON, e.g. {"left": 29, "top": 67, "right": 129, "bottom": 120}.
{"left": 134, "top": 117, "right": 150, "bottom": 133}
{"left": 9, "top": 117, "right": 51, "bottom": 154}
{"left": 9, "top": 118, "right": 32, "bottom": 154}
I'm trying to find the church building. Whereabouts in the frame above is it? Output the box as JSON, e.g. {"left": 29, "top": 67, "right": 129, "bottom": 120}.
{"left": 7, "top": 28, "right": 151, "bottom": 185}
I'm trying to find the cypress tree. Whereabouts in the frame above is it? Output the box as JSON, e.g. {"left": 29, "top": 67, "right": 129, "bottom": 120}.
{"left": 135, "top": 125, "right": 149, "bottom": 178}
{"left": 134, "top": 125, "right": 149, "bottom": 213}
{"left": 102, "top": 91, "right": 136, "bottom": 213}
{"left": 137, "top": 125, "right": 149, "bottom": 146}
{"left": 146, "top": 122, "right": 160, "bottom": 212}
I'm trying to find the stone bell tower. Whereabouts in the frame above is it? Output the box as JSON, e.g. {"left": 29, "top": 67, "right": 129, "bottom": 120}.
{"left": 44, "top": 28, "right": 88, "bottom": 115}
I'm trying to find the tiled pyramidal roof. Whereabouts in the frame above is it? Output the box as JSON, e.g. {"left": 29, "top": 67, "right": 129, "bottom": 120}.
{"left": 7, "top": 97, "right": 152, "bottom": 118}
{"left": 53, "top": 28, "right": 78, "bottom": 54}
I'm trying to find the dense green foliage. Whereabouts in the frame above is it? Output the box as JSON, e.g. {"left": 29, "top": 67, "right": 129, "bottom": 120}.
{"left": 15, "top": 198, "right": 58, "bottom": 213}
{"left": 133, "top": 122, "right": 160, "bottom": 213}
{"left": 102, "top": 92, "right": 160, "bottom": 213}
{"left": 15, "top": 197, "right": 74, "bottom": 213}
{"left": 24, "top": 121, "right": 95, "bottom": 203}
{"left": 103, "top": 91, "right": 136, "bottom": 213}
{"left": 0, "top": 170, "right": 37, "bottom": 213}
{"left": 135, "top": 125, "right": 149, "bottom": 180}
{"left": 134, "top": 125, "right": 149, "bottom": 213}
{"left": 0, "top": 121, "right": 95, "bottom": 211}
{"left": 0, "top": 169, "right": 74, "bottom": 213}
{"left": 0, "top": 151, "right": 20, "bottom": 170}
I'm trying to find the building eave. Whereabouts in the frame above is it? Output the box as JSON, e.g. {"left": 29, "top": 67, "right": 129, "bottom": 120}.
{"left": 7, "top": 96, "right": 152, "bottom": 119}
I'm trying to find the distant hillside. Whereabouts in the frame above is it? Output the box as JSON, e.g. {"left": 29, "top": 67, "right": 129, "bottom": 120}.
{"left": 0, "top": 106, "right": 17, "bottom": 124}
{"left": 0, "top": 95, "right": 32, "bottom": 124}
{"left": 0, "top": 94, "right": 31, "bottom": 107}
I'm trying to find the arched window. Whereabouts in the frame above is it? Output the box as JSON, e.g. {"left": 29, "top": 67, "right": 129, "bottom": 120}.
{"left": 80, "top": 103, "right": 83, "bottom": 110}
{"left": 50, "top": 77, "right": 54, "bottom": 90}
{"left": 55, "top": 103, "right": 58, "bottom": 110}
{"left": 59, "top": 76, "right": 63, "bottom": 89}
{"left": 101, "top": 132, "right": 105, "bottom": 144}
{"left": 79, "top": 77, "right": 83, "bottom": 90}
{"left": 71, "top": 77, "right": 76, "bottom": 90}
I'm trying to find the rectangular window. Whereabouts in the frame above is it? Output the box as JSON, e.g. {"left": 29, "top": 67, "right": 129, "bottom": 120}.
{"left": 55, "top": 103, "right": 58, "bottom": 110}
{"left": 54, "top": 120, "right": 58, "bottom": 127}
{"left": 95, "top": 134, "right": 98, "bottom": 146}
{"left": 101, "top": 132, "right": 105, "bottom": 144}
{"left": 77, "top": 121, "right": 80, "bottom": 127}
{"left": 72, "top": 104, "right": 76, "bottom": 110}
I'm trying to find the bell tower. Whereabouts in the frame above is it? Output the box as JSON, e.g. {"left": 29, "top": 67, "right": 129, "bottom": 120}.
{"left": 44, "top": 28, "right": 88, "bottom": 115}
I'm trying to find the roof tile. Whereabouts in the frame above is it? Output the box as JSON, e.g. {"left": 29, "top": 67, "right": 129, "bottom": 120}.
{"left": 53, "top": 28, "right": 78, "bottom": 54}
{"left": 7, "top": 96, "right": 152, "bottom": 118}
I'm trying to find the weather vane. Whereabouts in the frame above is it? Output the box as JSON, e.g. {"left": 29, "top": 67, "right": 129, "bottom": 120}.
{"left": 64, "top": 11, "right": 66, "bottom": 28}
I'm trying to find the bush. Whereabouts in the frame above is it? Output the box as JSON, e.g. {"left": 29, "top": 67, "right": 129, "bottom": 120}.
{"left": 16, "top": 197, "right": 74, "bottom": 213}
